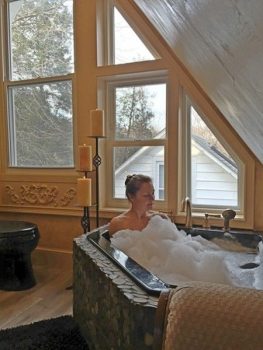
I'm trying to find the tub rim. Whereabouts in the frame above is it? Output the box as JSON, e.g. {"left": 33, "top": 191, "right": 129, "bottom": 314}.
{"left": 87, "top": 229, "right": 173, "bottom": 296}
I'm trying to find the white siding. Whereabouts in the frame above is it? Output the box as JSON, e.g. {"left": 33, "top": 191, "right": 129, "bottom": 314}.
{"left": 114, "top": 144, "right": 237, "bottom": 206}
{"left": 114, "top": 146, "right": 164, "bottom": 198}
{"left": 192, "top": 146, "right": 237, "bottom": 206}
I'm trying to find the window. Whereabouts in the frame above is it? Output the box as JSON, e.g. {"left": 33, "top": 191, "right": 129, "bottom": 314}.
{"left": 105, "top": 76, "right": 167, "bottom": 203}
{"left": 113, "top": 7, "right": 155, "bottom": 64}
{"left": 6, "top": 0, "right": 74, "bottom": 168}
{"left": 181, "top": 94, "right": 242, "bottom": 210}
{"left": 97, "top": 1, "right": 158, "bottom": 66}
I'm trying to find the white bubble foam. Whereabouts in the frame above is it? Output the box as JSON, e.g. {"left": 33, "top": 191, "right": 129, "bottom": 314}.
{"left": 111, "top": 215, "right": 262, "bottom": 289}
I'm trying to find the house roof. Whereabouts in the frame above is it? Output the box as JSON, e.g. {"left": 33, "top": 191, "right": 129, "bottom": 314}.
{"left": 192, "top": 135, "right": 237, "bottom": 175}
{"left": 115, "top": 132, "right": 237, "bottom": 176}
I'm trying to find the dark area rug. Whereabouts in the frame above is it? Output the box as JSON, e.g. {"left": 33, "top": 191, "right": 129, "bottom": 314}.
{"left": 0, "top": 315, "right": 89, "bottom": 350}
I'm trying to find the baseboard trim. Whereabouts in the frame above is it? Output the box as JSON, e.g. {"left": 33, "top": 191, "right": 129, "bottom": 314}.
{"left": 32, "top": 247, "right": 72, "bottom": 268}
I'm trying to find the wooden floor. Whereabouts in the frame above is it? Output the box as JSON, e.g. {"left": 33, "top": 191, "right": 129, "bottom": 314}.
{"left": 0, "top": 250, "right": 73, "bottom": 330}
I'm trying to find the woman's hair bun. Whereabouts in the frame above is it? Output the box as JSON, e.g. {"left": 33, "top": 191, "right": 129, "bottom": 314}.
{"left": 125, "top": 174, "right": 133, "bottom": 186}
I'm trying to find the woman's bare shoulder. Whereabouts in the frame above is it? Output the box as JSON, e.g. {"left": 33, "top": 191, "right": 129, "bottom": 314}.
{"left": 108, "top": 212, "right": 129, "bottom": 236}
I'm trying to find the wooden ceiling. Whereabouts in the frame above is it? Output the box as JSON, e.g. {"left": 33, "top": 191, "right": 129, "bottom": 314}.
{"left": 133, "top": 0, "right": 263, "bottom": 163}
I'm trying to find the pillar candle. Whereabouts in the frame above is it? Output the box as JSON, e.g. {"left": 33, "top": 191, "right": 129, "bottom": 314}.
{"left": 89, "top": 109, "right": 105, "bottom": 137}
{"left": 79, "top": 145, "right": 93, "bottom": 171}
{"left": 77, "top": 177, "right": 92, "bottom": 207}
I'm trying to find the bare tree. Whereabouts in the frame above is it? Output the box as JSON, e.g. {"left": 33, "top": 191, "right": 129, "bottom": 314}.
{"left": 9, "top": 0, "right": 73, "bottom": 167}
{"left": 114, "top": 85, "right": 155, "bottom": 169}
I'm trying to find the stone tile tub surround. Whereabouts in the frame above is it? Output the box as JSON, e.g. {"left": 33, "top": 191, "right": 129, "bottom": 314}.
{"left": 73, "top": 230, "right": 158, "bottom": 350}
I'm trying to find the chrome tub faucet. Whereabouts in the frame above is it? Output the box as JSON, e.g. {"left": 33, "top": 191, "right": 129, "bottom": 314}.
{"left": 182, "top": 197, "right": 192, "bottom": 228}
{"left": 222, "top": 209, "right": 236, "bottom": 232}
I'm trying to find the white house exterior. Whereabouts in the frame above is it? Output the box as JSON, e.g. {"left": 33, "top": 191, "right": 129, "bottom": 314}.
{"left": 114, "top": 145, "right": 164, "bottom": 199}
{"left": 191, "top": 136, "right": 237, "bottom": 206}
{"left": 114, "top": 136, "right": 237, "bottom": 207}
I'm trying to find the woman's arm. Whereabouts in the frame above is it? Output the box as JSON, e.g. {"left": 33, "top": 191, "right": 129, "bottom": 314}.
{"left": 149, "top": 211, "right": 170, "bottom": 220}
{"left": 108, "top": 218, "right": 118, "bottom": 237}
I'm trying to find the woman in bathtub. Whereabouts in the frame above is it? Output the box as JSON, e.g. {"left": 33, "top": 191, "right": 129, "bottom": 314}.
{"left": 109, "top": 174, "right": 238, "bottom": 287}
{"left": 109, "top": 174, "right": 167, "bottom": 236}
{"left": 109, "top": 175, "right": 261, "bottom": 289}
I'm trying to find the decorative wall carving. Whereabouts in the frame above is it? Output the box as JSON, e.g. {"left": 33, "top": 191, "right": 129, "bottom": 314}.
{"left": 5, "top": 184, "right": 76, "bottom": 207}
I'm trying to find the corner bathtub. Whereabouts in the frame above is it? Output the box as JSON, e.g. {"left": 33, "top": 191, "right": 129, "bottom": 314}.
{"left": 73, "top": 225, "right": 262, "bottom": 350}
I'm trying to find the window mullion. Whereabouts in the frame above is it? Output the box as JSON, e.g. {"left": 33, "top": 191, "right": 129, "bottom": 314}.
{"left": 112, "top": 139, "right": 165, "bottom": 147}
{"left": 185, "top": 96, "right": 192, "bottom": 199}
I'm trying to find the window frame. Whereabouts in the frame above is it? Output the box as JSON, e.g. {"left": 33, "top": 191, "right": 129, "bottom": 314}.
{"left": 96, "top": 0, "right": 160, "bottom": 66}
{"left": 3, "top": 0, "right": 75, "bottom": 169}
{"left": 102, "top": 72, "right": 168, "bottom": 209}
{"left": 179, "top": 91, "right": 245, "bottom": 215}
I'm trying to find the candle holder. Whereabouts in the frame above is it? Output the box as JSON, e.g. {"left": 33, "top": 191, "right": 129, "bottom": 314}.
{"left": 81, "top": 205, "right": 90, "bottom": 233}
{"left": 88, "top": 108, "right": 106, "bottom": 228}
{"left": 93, "top": 136, "right": 102, "bottom": 228}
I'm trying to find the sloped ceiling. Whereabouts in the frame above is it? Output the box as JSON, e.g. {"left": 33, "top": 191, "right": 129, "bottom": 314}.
{"left": 133, "top": 0, "right": 263, "bottom": 163}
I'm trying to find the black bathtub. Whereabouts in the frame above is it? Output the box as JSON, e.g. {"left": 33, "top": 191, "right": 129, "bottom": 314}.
{"left": 73, "top": 225, "right": 262, "bottom": 350}
{"left": 87, "top": 226, "right": 262, "bottom": 295}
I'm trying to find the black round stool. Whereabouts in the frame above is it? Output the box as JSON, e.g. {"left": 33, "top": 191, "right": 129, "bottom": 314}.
{"left": 0, "top": 221, "right": 40, "bottom": 291}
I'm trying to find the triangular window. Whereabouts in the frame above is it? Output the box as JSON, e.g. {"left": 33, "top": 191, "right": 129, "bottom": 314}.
{"left": 190, "top": 105, "right": 238, "bottom": 207}
{"left": 113, "top": 7, "right": 156, "bottom": 64}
